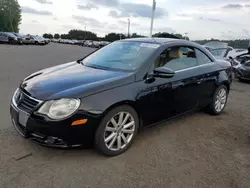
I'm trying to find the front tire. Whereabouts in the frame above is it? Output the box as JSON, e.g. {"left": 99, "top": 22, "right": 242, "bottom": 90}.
{"left": 207, "top": 85, "right": 228, "bottom": 115}
{"left": 9, "top": 39, "right": 15, "bottom": 44}
{"left": 95, "top": 105, "right": 139, "bottom": 156}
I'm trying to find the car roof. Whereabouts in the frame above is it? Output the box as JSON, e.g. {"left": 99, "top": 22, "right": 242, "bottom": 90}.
{"left": 4, "top": 32, "right": 16, "bottom": 36}
{"left": 122, "top": 37, "right": 181, "bottom": 44}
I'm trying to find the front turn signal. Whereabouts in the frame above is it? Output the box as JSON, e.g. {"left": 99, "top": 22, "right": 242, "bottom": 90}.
{"left": 71, "top": 119, "right": 88, "bottom": 126}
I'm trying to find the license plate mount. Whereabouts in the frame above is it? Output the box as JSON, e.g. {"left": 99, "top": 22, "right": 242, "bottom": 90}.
{"left": 19, "top": 110, "right": 29, "bottom": 127}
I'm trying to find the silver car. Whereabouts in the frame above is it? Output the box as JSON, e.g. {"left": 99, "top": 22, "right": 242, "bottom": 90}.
{"left": 0, "top": 32, "right": 20, "bottom": 44}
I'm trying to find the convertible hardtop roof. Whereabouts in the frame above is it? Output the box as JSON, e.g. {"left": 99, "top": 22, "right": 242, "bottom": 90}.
{"left": 122, "top": 37, "right": 182, "bottom": 44}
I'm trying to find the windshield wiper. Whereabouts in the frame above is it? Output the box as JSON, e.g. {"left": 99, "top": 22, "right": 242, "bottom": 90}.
{"left": 85, "top": 64, "right": 102, "bottom": 69}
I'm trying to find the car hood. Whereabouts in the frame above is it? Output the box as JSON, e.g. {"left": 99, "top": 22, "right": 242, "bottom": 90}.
{"left": 20, "top": 61, "right": 134, "bottom": 100}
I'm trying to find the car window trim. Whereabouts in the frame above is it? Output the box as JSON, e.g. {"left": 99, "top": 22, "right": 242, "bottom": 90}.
{"left": 194, "top": 48, "right": 214, "bottom": 64}
{"left": 155, "top": 45, "right": 201, "bottom": 72}
{"left": 147, "top": 43, "right": 216, "bottom": 76}
{"left": 175, "top": 62, "right": 216, "bottom": 73}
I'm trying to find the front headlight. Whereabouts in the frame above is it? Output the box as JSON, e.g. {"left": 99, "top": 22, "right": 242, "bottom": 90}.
{"left": 38, "top": 98, "right": 80, "bottom": 120}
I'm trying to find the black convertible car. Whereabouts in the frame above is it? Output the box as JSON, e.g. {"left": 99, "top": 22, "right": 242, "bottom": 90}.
{"left": 10, "top": 38, "right": 232, "bottom": 156}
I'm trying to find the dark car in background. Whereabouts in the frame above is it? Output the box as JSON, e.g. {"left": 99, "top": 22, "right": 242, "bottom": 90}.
{"left": 13, "top": 33, "right": 26, "bottom": 44}
{"left": 231, "top": 48, "right": 250, "bottom": 81}
{"left": 10, "top": 38, "right": 232, "bottom": 156}
{"left": 0, "top": 32, "right": 22, "bottom": 44}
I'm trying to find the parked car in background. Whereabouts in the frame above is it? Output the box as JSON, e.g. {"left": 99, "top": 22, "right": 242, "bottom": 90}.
{"left": 93, "top": 41, "right": 100, "bottom": 48}
{"left": 99, "top": 41, "right": 110, "bottom": 48}
{"left": 22, "top": 35, "right": 35, "bottom": 44}
{"left": 78, "top": 40, "right": 85, "bottom": 46}
{"left": 44, "top": 38, "right": 51, "bottom": 44}
{"left": 0, "top": 32, "right": 22, "bottom": 44}
{"left": 10, "top": 38, "right": 232, "bottom": 156}
{"left": 33, "top": 36, "right": 46, "bottom": 45}
{"left": 231, "top": 48, "right": 250, "bottom": 81}
{"left": 12, "top": 33, "right": 26, "bottom": 44}
{"left": 22, "top": 35, "right": 46, "bottom": 45}
{"left": 84, "top": 40, "right": 93, "bottom": 47}
{"left": 205, "top": 41, "right": 248, "bottom": 65}
{"left": 51, "top": 39, "right": 59, "bottom": 43}
{"left": 209, "top": 47, "right": 234, "bottom": 60}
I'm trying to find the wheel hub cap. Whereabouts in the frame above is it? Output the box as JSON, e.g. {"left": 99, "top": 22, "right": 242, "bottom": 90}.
{"left": 104, "top": 112, "right": 135, "bottom": 151}
{"left": 215, "top": 88, "right": 227, "bottom": 112}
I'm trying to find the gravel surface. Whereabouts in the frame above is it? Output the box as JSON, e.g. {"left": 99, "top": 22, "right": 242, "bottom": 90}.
{"left": 0, "top": 43, "right": 249, "bottom": 188}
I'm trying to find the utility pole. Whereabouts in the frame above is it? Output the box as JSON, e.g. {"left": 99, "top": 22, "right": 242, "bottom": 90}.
{"left": 84, "top": 26, "right": 86, "bottom": 39}
{"left": 127, "top": 19, "right": 130, "bottom": 38}
{"left": 150, "top": 0, "right": 156, "bottom": 37}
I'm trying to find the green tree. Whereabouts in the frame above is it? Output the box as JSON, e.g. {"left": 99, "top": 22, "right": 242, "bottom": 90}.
{"left": 61, "top": 34, "right": 69, "bottom": 39}
{"left": 0, "top": 0, "right": 22, "bottom": 32}
{"left": 68, "top": 29, "right": 97, "bottom": 40}
{"left": 130, "top": 33, "right": 146, "bottom": 38}
{"left": 54, "top": 33, "right": 60, "bottom": 39}
{"left": 43, "top": 33, "right": 53, "bottom": 39}
{"left": 104, "top": 33, "right": 126, "bottom": 42}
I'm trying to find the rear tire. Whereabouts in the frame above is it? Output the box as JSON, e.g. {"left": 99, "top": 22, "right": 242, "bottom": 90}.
{"left": 206, "top": 85, "right": 228, "bottom": 115}
{"left": 95, "top": 105, "right": 139, "bottom": 156}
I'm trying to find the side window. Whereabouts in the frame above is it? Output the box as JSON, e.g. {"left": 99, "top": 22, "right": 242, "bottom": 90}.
{"left": 195, "top": 49, "right": 212, "bottom": 65}
{"left": 153, "top": 46, "right": 198, "bottom": 72}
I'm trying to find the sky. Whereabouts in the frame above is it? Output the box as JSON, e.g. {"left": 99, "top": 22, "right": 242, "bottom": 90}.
{"left": 18, "top": 0, "right": 250, "bottom": 40}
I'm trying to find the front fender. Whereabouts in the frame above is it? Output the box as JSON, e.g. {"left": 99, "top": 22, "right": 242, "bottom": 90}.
{"left": 79, "top": 82, "right": 141, "bottom": 115}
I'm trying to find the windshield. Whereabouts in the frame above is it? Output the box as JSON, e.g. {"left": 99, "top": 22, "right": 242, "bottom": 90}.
{"left": 13, "top": 33, "right": 24, "bottom": 37}
{"left": 82, "top": 41, "right": 160, "bottom": 71}
{"left": 6, "top": 32, "right": 17, "bottom": 37}
{"left": 210, "top": 48, "right": 228, "bottom": 58}
{"left": 34, "top": 36, "right": 44, "bottom": 40}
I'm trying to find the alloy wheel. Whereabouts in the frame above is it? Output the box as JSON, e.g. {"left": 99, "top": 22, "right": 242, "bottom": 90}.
{"left": 104, "top": 112, "right": 135, "bottom": 151}
{"left": 215, "top": 88, "right": 227, "bottom": 112}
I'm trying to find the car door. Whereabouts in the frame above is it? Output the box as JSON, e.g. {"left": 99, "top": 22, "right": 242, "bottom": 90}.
{"left": 0, "top": 33, "right": 3, "bottom": 42}
{"left": 143, "top": 45, "right": 203, "bottom": 125}
{"left": 195, "top": 49, "right": 220, "bottom": 107}
{"left": 164, "top": 46, "right": 204, "bottom": 115}
{"left": 0, "top": 33, "right": 7, "bottom": 42}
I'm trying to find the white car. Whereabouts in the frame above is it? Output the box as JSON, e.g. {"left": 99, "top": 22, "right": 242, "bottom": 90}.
{"left": 33, "top": 36, "right": 46, "bottom": 45}
{"left": 204, "top": 41, "right": 248, "bottom": 62}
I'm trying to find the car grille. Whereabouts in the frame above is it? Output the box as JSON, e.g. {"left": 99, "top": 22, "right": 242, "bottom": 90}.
{"left": 16, "top": 90, "right": 41, "bottom": 113}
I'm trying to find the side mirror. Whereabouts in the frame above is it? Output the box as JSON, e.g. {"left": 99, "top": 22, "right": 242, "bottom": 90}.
{"left": 153, "top": 67, "right": 175, "bottom": 78}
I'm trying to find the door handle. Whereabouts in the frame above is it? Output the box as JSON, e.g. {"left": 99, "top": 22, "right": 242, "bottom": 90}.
{"left": 197, "top": 78, "right": 204, "bottom": 84}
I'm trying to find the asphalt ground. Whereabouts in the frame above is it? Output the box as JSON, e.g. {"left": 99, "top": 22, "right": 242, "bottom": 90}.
{"left": 0, "top": 43, "right": 250, "bottom": 188}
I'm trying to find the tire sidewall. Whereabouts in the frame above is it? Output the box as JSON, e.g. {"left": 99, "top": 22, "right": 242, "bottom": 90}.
{"left": 95, "top": 105, "right": 139, "bottom": 156}
{"left": 212, "top": 85, "right": 228, "bottom": 115}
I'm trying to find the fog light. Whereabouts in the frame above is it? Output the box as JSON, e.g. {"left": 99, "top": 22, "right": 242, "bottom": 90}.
{"left": 46, "top": 136, "right": 55, "bottom": 144}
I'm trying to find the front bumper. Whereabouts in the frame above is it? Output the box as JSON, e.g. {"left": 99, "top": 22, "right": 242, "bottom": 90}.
{"left": 10, "top": 101, "right": 102, "bottom": 148}
{"left": 234, "top": 66, "right": 250, "bottom": 80}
